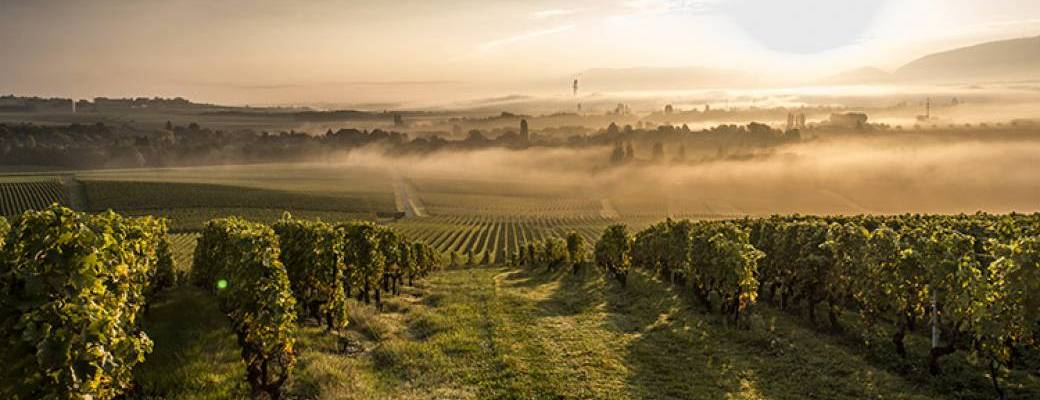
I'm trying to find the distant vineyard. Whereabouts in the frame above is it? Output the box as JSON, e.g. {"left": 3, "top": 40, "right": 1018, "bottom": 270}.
{"left": 420, "top": 193, "right": 604, "bottom": 217}
{"left": 0, "top": 178, "right": 70, "bottom": 216}
{"left": 169, "top": 233, "right": 198, "bottom": 276}
{"left": 392, "top": 214, "right": 619, "bottom": 264}
{"left": 82, "top": 180, "right": 392, "bottom": 213}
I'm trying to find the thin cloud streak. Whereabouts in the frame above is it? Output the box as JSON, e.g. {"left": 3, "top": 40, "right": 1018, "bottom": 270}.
{"left": 181, "top": 80, "right": 462, "bottom": 91}
{"left": 530, "top": 8, "right": 579, "bottom": 19}
{"left": 478, "top": 24, "right": 577, "bottom": 52}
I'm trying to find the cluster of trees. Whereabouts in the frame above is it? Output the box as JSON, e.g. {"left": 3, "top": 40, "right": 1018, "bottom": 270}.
{"left": 514, "top": 231, "right": 589, "bottom": 274}
{"left": 194, "top": 215, "right": 440, "bottom": 398}
{"left": 591, "top": 213, "right": 1040, "bottom": 398}
{"left": 0, "top": 95, "right": 73, "bottom": 112}
{"left": 602, "top": 122, "right": 797, "bottom": 164}
{"left": 0, "top": 206, "right": 173, "bottom": 399}
{"left": 0, "top": 122, "right": 412, "bottom": 169}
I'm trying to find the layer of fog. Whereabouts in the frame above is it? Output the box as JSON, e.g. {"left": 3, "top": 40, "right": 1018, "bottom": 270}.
{"left": 333, "top": 133, "right": 1040, "bottom": 216}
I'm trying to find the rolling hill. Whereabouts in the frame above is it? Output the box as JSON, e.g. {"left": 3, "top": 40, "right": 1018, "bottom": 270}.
{"left": 822, "top": 35, "right": 1040, "bottom": 85}
{"left": 895, "top": 35, "right": 1040, "bottom": 83}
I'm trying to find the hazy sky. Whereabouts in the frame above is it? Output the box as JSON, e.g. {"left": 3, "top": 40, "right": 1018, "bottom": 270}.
{"left": 1, "top": 0, "right": 1039, "bottom": 105}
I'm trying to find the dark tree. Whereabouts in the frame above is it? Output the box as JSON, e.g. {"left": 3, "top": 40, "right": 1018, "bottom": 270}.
{"left": 651, "top": 142, "right": 664, "bottom": 162}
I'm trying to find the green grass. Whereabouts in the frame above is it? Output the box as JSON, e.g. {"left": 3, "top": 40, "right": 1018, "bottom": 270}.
{"left": 133, "top": 287, "right": 247, "bottom": 400}
{"left": 133, "top": 266, "right": 1040, "bottom": 399}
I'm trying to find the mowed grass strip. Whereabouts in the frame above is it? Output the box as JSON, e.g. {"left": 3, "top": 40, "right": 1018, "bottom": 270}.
{"left": 292, "top": 265, "right": 941, "bottom": 399}
{"left": 490, "top": 266, "right": 936, "bottom": 400}
{"left": 133, "top": 287, "right": 247, "bottom": 400}
{"left": 135, "top": 264, "right": 1023, "bottom": 399}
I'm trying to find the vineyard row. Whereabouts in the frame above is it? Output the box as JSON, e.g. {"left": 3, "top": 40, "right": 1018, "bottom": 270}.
{"left": 0, "top": 207, "right": 440, "bottom": 400}
{"left": 577, "top": 214, "right": 1040, "bottom": 398}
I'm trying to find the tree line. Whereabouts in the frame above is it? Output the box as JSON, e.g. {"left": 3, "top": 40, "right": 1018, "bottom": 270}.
{"left": 0, "top": 117, "right": 803, "bottom": 170}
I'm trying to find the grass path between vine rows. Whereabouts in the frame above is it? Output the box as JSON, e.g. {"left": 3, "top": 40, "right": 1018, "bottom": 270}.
{"left": 135, "top": 265, "right": 1039, "bottom": 399}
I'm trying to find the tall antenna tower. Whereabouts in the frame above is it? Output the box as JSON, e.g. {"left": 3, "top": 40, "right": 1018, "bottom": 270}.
{"left": 916, "top": 97, "right": 932, "bottom": 122}
{"left": 572, "top": 74, "right": 581, "bottom": 113}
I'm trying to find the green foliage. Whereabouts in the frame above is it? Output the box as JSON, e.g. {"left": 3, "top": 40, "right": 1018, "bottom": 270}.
{"left": 377, "top": 228, "right": 406, "bottom": 296}
{"left": 0, "top": 216, "right": 8, "bottom": 246}
{"left": 340, "top": 222, "right": 386, "bottom": 305}
{"left": 824, "top": 223, "right": 904, "bottom": 334}
{"left": 0, "top": 206, "right": 167, "bottom": 400}
{"left": 565, "top": 231, "right": 587, "bottom": 272}
{"left": 748, "top": 213, "right": 1040, "bottom": 395}
{"left": 524, "top": 242, "right": 536, "bottom": 268}
{"left": 192, "top": 217, "right": 298, "bottom": 399}
{"left": 687, "top": 221, "right": 763, "bottom": 322}
{"left": 595, "top": 224, "right": 632, "bottom": 286}
{"left": 631, "top": 219, "right": 693, "bottom": 284}
{"left": 625, "top": 219, "right": 761, "bottom": 322}
{"left": 547, "top": 238, "right": 569, "bottom": 271}
{"left": 601, "top": 212, "right": 1040, "bottom": 394}
{"left": 273, "top": 216, "right": 349, "bottom": 331}
{"left": 409, "top": 241, "right": 440, "bottom": 282}
{"left": 531, "top": 237, "right": 568, "bottom": 271}
{"left": 979, "top": 237, "right": 1040, "bottom": 366}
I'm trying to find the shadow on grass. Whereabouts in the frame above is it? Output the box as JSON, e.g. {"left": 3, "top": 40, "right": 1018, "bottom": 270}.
{"left": 767, "top": 296, "right": 1040, "bottom": 400}
{"left": 498, "top": 264, "right": 565, "bottom": 288}
{"left": 132, "top": 286, "right": 246, "bottom": 400}
{"left": 598, "top": 270, "right": 944, "bottom": 400}
{"left": 514, "top": 264, "right": 606, "bottom": 318}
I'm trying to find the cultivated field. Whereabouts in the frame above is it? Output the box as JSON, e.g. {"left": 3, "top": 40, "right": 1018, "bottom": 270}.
{"left": 2, "top": 163, "right": 1038, "bottom": 400}
{"left": 0, "top": 175, "right": 72, "bottom": 216}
